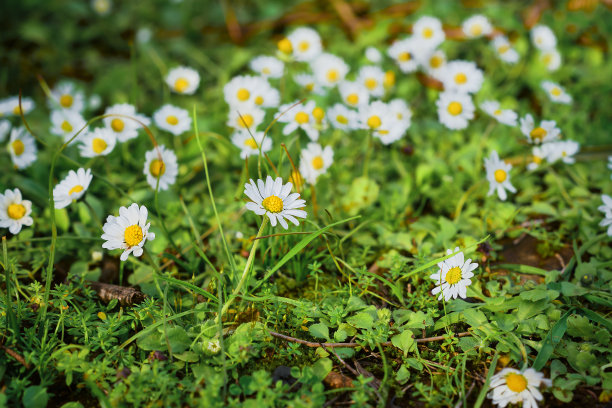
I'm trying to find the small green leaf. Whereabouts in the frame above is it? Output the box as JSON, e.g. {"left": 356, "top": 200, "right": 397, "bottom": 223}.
{"left": 347, "top": 312, "right": 374, "bottom": 330}
{"left": 391, "top": 330, "right": 415, "bottom": 357}
{"left": 22, "top": 386, "right": 49, "bottom": 408}
{"left": 309, "top": 323, "right": 329, "bottom": 340}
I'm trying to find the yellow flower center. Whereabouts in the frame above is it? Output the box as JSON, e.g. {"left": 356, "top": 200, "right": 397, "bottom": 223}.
{"left": 346, "top": 93, "right": 359, "bottom": 105}
{"left": 454, "top": 73, "right": 467, "bottom": 84}
{"left": 262, "top": 195, "right": 283, "bottom": 213}
{"left": 92, "top": 138, "right": 107, "bottom": 154}
{"left": 7, "top": 203, "right": 26, "bottom": 220}
{"left": 277, "top": 38, "right": 293, "bottom": 54}
{"left": 124, "top": 224, "right": 143, "bottom": 247}
{"left": 494, "top": 169, "right": 507, "bottom": 183}
{"left": 244, "top": 138, "right": 258, "bottom": 149}
{"left": 423, "top": 27, "right": 434, "bottom": 38}
{"left": 60, "top": 94, "right": 73, "bottom": 108}
{"left": 61, "top": 120, "right": 73, "bottom": 133}
{"left": 305, "top": 83, "right": 314, "bottom": 91}
{"left": 312, "top": 107, "right": 325, "bottom": 122}
{"left": 288, "top": 170, "right": 304, "bottom": 190}
{"left": 111, "top": 118, "right": 124, "bottom": 132}
{"left": 11, "top": 140, "right": 25, "bottom": 156}
{"left": 398, "top": 52, "right": 411, "bottom": 62}
{"left": 13, "top": 105, "right": 22, "bottom": 115}
{"left": 367, "top": 115, "right": 382, "bottom": 129}
{"left": 530, "top": 127, "right": 547, "bottom": 141}
{"left": 494, "top": 109, "right": 502, "bottom": 115}
{"left": 237, "top": 88, "right": 250, "bottom": 101}
{"left": 384, "top": 71, "right": 395, "bottom": 87}
{"left": 68, "top": 185, "right": 84, "bottom": 196}
{"left": 365, "top": 78, "right": 377, "bottom": 90}
{"left": 533, "top": 155, "right": 542, "bottom": 164}
{"left": 166, "top": 115, "right": 179, "bottom": 125}
{"left": 430, "top": 55, "right": 443, "bottom": 68}
{"left": 326, "top": 69, "right": 339, "bottom": 82}
{"left": 498, "top": 45, "right": 510, "bottom": 54}
{"left": 470, "top": 24, "right": 482, "bottom": 36}
{"left": 447, "top": 102, "right": 463, "bottom": 116}
{"left": 311, "top": 156, "right": 324, "bottom": 170}
{"left": 295, "top": 111, "right": 309, "bottom": 125}
{"left": 174, "top": 78, "right": 189, "bottom": 93}
{"left": 505, "top": 373, "right": 528, "bottom": 393}
{"left": 149, "top": 159, "right": 166, "bottom": 177}
{"left": 262, "top": 67, "right": 271, "bottom": 75}
{"left": 238, "top": 114, "right": 254, "bottom": 128}
{"left": 336, "top": 115, "right": 348, "bottom": 124}
{"left": 254, "top": 96, "right": 264, "bottom": 105}
{"left": 551, "top": 87, "right": 562, "bottom": 96}
{"left": 542, "top": 54, "right": 552, "bottom": 65}
{"left": 445, "top": 266, "right": 462, "bottom": 285}
{"left": 298, "top": 41, "right": 310, "bottom": 52}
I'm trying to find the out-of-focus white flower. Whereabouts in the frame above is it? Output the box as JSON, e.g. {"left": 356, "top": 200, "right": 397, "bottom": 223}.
{"left": 531, "top": 25, "right": 557, "bottom": 51}
{"left": 485, "top": 150, "right": 516, "bottom": 201}
{"left": 436, "top": 92, "right": 475, "bottom": 130}
{"left": 519, "top": 114, "right": 560, "bottom": 144}
{"left": 462, "top": 15, "right": 493, "bottom": 38}
{"left": 541, "top": 81, "right": 572, "bottom": 104}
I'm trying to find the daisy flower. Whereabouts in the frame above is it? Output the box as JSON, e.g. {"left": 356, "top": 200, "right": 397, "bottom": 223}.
{"left": 293, "top": 73, "right": 325, "bottom": 95}
{"left": 0, "top": 189, "right": 33, "bottom": 235}
{"left": 231, "top": 131, "right": 272, "bottom": 159}
{"left": 492, "top": 35, "right": 519, "bottom": 64}
{"left": 359, "top": 101, "right": 407, "bottom": 145}
{"left": 49, "top": 81, "right": 86, "bottom": 112}
{"left": 429, "top": 247, "right": 478, "bottom": 301}
{"left": 357, "top": 66, "right": 385, "bottom": 98}
{"left": 0, "top": 120, "right": 10, "bottom": 143}
{"left": 365, "top": 47, "right": 382, "bottom": 64}
{"left": 0, "top": 96, "right": 35, "bottom": 117}
{"left": 224, "top": 75, "right": 261, "bottom": 108}
{"left": 101, "top": 203, "right": 155, "bottom": 261}
{"left": 338, "top": 81, "right": 369, "bottom": 108}
{"left": 78, "top": 127, "right": 116, "bottom": 157}
{"left": 153, "top": 104, "right": 192, "bottom": 136}
{"left": 412, "top": 16, "right": 445, "bottom": 48}
{"left": 311, "top": 53, "right": 349, "bottom": 88}
{"left": 8, "top": 127, "right": 37, "bottom": 169}
{"left": 250, "top": 56, "right": 284, "bottom": 79}
{"left": 541, "top": 81, "right": 572, "bottom": 104}
{"left": 50, "top": 110, "right": 88, "bottom": 144}
{"left": 527, "top": 145, "right": 551, "bottom": 170}
{"left": 519, "top": 114, "right": 560, "bottom": 144}
{"left": 441, "top": 60, "right": 484, "bottom": 94}
{"left": 388, "top": 37, "right": 424, "bottom": 73}
{"left": 598, "top": 195, "right": 612, "bottom": 236}
{"left": 487, "top": 367, "right": 552, "bottom": 408}
{"left": 485, "top": 150, "right": 516, "bottom": 201}
{"left": 327, "top": 104, "right": 358, "bottom": 131}
{"left": 143, "top": 145, "right": 178, "bottom": 191}
{"left": 53, "top": 168, "right": 93, "bottom": 209}
{"left": 546, "top": 140, "right": 580, "bottom": 164}
{"left": 389, "top": 99, "right": 412, "bottom": 127}
{"left": 298, "top": 143, "right": 334, "bottom": 185}
{"left": 165, "top": 66, "right": 200, "bottom": 95}
{"left": 480, "top": 101, "right": 518, "bottom": 126}
{"left": 531, "top": 25, "right": 557, "bottom": 51}
{"left": 539, "top": 49, "right": 561, "bottom": 71}
{"left": 419, "top": 49, "right": 447, "bottom": 79}
{"left": 103, "top": 104, "right": 150, "bottom": 143}
{"left": 277, "top": 100, "right": 319, "bottom": 141}
{"left": 462, "top": 14, "right": 493, "bottom": 38}
{"left": 243, "top": 176, "right": 307, "bottom": 229}
{"left": 286, "top": 27, "right": 322, "bottom": 62}
{"left": 227, "top": 105, "right": 265, "bottom": 134}
{"left": 436, "top": 92, "right": 475, "bottom": 130}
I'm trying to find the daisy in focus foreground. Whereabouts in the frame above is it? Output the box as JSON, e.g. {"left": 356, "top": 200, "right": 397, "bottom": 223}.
{"left": 53, "top": 168, "right": 93, "bottom": 209}
{"left": 429, "top": 247, "right": 478, "bottom": 301}
{"left": 102, "top": 203, "right": 155, "bottom": 261}
{"left": 487, "top": 367, "right": 551, "bottom": 408}
{"left": 0, "top": 188, "right": 33, "bottom": 235}
{"left": 244, "top": 176, "right": 307, "bottom": 229}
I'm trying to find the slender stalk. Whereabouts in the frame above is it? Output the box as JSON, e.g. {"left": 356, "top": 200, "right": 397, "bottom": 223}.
{"left": 362, "top": 130, "right": 373, "bottom": 178}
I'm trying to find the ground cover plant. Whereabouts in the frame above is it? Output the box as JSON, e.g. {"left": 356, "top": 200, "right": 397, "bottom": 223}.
{"left": 1, "top": 0, "right": 612, "bottom": 407}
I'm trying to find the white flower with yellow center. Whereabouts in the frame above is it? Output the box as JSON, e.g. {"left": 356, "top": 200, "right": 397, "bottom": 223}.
{"left": 480, "top": 101, "right": 517, "bottom": 126}
{"left": 250, "top": 56, "right": 284, "bottom": 79}
{"left": 539, "top": 49, "right": 561, "bottom": 71}
{"left": 7, "top": 127, "right": 37, "bottom": 169}
{"left": 153, "top": 104, "right": 191, "bottom": 136}
{"left": 224, "top": 75, "right": 260, "bottom": 108}
{"left": 429, "top": 247, "right": 477, "bottom": 301}
{"left": 388, "top": 37, "right": 424, "bottom": 73}
{"left": 598, "top": 195, "right": 612, "bottom": 236}
{"left": 91, "top": 0, "right": 112, "bottom": 15}
{"left": 389, "top": 99, "right": 412, "bottom": 127}
{"left": 53, "top": 168, "right": 93, "bottom": 209}
{"left": 365, "top": 47, "right": 382, "bottom": 64}
{"left": 419, "top": 49, "right": 447, "bottom": 79}
{"left": 357, "top": 66, "right": 385, "bottom": 98}
{"left": 441, "top": 60, "right": 484, "bottom": 94}
{"left": 78, "top": 127, "right": 116, "bottom": 158}
{"left": 0, "top": 188, "right": 33, "bottom": 235}
{"left": 527, "top": 144, "right": 552, "bottom": 170}
{"left": 293, "top": 73, "right": 325, "bottom": 96}
{"left": 143, "top": 145, "right": 178, "bottom": 191}
{"left": 250, "top": 78, "right": 280, "bottom": 108}
{"left": 227, "top": 105, "right": 265, "bottom": 133}
{"left": 49, "top": 81, "right": 85, "bottom": 112}
{"left": 231, "top": 131, "right": 272, "bottom": 159}
{"left": 436, "top": 91, "right": 475, "bottom": 130}
{"left": 519, "top": 114, "right": 560, "bottom": 144}
{"left": 0, "top": 120, "right": 10, "bottom": 143}
{"left": 101, "top": 203, "right": 155, "bottom": 261}
{"left": 0, "top": 96, "right": 35, "bottom": 117}
{"left": 277, "top": 100, "right": 319, "bottom": 141}
{"left": 492, "top": 35, "right": 519, "bottom": 64}
{"left": 338, "top": 81, "right": 369, "bottom": 108}
{"left": 311, "top": 53, "right": 349, "bottom": 88}
{"left": 485, "top": 150, "right": 516, "bottom": 201}
{"left": 103, "top": 104, "right": 150, "bottom": 143}
{"left": 487, "top": 367, "right": 551, "bottom": 408}
{"left": 541, "top": 81, "right": 572, "bottom": 104}
{"left": 462, "top": 14, "right": 493, "bottom": 38}
{"left": 546, "top": 140, "right": 579, "bottom": 164}
{"left": 327, "top": 103, "right": 358, "bottom": 131}
{"left": 244, "top": 176, "right": 307, "bottom": 229}
{"left": 531, "top": 25, "right": 557, "bottom": 51}
{"left": 50, "top": 110, "right": 88, "bottom": 144}
{"left": 412, "top": 16, "right": 445, "bottom": 48}
{"left": 298, "top": 143, "right": 334, "bottom": 185}
{"left": 165, "top": 66, "right": 200, "bottom": 95}
{"left": 286, "top": 27, "right": 322, "bottom": 62}
{"left": 358, "top": 101, "right": 392, "bottom": 135}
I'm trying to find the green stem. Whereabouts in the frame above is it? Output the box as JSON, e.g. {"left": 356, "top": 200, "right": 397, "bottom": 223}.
{"left": 362, "top": 130, "right": 373, "bottom": 178}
